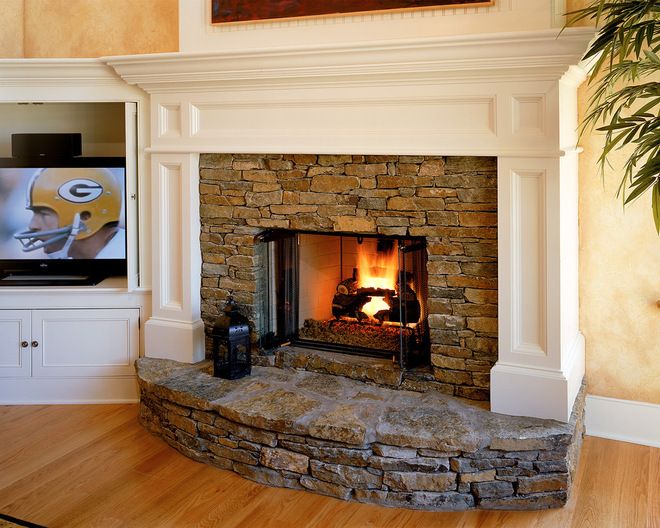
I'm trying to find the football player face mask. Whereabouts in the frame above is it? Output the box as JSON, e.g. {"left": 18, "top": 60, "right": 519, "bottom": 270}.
{"left": 14, "top": 167, "right": 121, "bottom": 259}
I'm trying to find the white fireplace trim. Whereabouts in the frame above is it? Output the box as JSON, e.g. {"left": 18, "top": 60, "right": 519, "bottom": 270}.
{"left": 102, "top": 27, "right": 593, "bottom": 421}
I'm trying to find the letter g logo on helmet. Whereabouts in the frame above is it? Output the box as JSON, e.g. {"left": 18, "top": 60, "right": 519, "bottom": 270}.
{"left": 57, "top": 179, "right": 104, "bottom": 203}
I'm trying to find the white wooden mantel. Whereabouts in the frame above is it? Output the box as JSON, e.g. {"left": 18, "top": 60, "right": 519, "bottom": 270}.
{"left": 103, "top": 27, "right": 593, "bottom": 422}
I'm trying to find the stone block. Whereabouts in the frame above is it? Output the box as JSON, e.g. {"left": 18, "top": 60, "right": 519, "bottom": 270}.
{"left": 472, "top": 480, "right": 514, "bottom": 499}
{"left": 383, "top": 472, "right": 457, "bottom": 492}
{"left": 233, "top": 159, "right": 265, "bottom": 170}
{"left": 233, "top": 462, "right": 303, "bottom": 489}
{"left": 490, "top": 437, "right": 554, "bottom": 452}
{"left": 266, "top": 159, "right": 294, "bottom": 171}
{"left": 299, "top": 192, "right": 339, "bottom": 205}
{"left": 477, "top": 492, "right": 567, "bottom": 510}
{"left": 428, "top": 315, "right": 467, "bottom": 330}
{"left": 245, "top": 190, "right": 283, "bottom": 207}
{"left": 456, "top": 188, "right": 497, "bottom": 203}
{"left": 458, "top": 212, "right": 498, "bottom": 227}
{"left": 310, "top": 175, "right": 360, "bottom": 193}
{"left": 200, "top": 153, "right": 233, "bottom": 169}
{"left": 464, "top": 288, "right": 498, "bottom": 304}
{"left": 332, "top": 216, "right": 376, "bottom": 233}
{"left": 372, "top": 444, "right": 417, "bottom": 458}
{"left": 208, "top": 443, "right": 259, "bottom": 465}
{"left": 358, "top": 197, "right": 387, "bottom": 209}
{"left": 369, "top": 456, "right": 450, "bottom": 473}
{"left": 427, "top": 211, "right": 459, "bottom": 226}
{"left": 317, "top": 205, "right": 357, "bottom": 217}
{"left": 461, "top": 262, "right": 498, "bottom": 279}
{"left": 447, "top": 276, "right": 498, "bottom": 290}
{"left": 433, "top": 369, "right": 472, "bottom": 386}
{"left": 419, "top": 159, "right": 445, "bottom": 176}
{"left": 427, "top": 261, "right": 462, "bottom": 275}
{"left": 467, "top": 317, "right": 498, "bottom": 334}
{"left": 242, "top": 170, "right": 277, "bottom": 183}
{"left": 318, "top": 155, "right": 352, "bottom": 166}
{"left": 354, "top": 490, "right": 475, "bottom": 511}
{"left": 300, "top": 476, "right": 353, "bottom": 500}
{"left": 308, "top": 404, "right": 368, "bottom": 446}
{"left": 417, "top": 449, "right": 461, "bottom": 458}
{"left": 534, "top": 460, "right": 569, "bottom": 473}
{"left": 281, "top": 180, "right": 310, "bottom": 192}
{"left": 167, "top": 413, "right": 198, "bottom": 436}
{"left": 459, "top": 469, "right": 497, "bottom": 484}
{"left": 310, "top": 460, "right": 382, "bottom": 489}
{"left": 431, "top": 355, "right": 467, "bottom": 370}
{"left": 293, "top": 154, "right": 317, "bottom": 165}
{"left": 345, "top": 164, "right": 388, "bottom": 177}
{"left": 427, "top": 299, "right": 453, "bottom": 315}
{"left": 260, "top": 447, "right": 310, "bottom": 474}
{"left": 200, "top": 204, "right": 233, "bottom": 219}
{"left": 517, "top": 473, "right": 569, "bottom": 494}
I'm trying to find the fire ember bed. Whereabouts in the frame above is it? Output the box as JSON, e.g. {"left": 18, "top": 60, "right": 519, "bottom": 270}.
{"left": 298, "top": 318, "right": 412, "bottom": 353}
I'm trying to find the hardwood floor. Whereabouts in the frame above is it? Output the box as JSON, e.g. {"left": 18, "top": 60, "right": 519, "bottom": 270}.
{"left": 0, "top": 405, "right": 657, "bottom": 527}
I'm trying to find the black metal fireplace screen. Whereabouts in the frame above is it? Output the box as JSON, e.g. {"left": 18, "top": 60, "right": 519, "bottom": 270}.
{"left": 256, "top": 230, "right": 429, "bottom": 369}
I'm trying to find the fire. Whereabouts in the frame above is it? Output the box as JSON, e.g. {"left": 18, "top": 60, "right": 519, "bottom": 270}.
{"left": 357, "top": 243, "right": 399, "bottom": 318}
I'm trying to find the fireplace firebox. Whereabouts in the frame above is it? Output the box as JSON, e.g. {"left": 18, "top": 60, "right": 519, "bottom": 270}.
{"left": 256, "top": 230, "right": 429, "bottom": 369}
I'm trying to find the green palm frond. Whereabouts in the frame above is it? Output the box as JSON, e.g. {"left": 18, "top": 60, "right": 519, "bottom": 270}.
{"left": 567, "top": 0, "right": 660, "bottom": 232}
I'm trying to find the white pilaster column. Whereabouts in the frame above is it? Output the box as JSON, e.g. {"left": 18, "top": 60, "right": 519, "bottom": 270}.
{"left": 491, "top": 155, "right": 585, "bottom": 421}
{"left": 144, "top": 152, "right": 205, "bottom": 363}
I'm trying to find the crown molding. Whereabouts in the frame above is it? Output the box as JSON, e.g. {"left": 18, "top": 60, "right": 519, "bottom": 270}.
{"left": 0, "top": 59, "right": 120, "bottom": 87}
{"left": 103, "top": 28, "right": 594, "bottom": 94}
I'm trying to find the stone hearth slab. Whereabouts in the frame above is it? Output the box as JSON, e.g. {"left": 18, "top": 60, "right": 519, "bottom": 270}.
{"left": 136, "top": 358, "right": 585, "bottom": 511}
{"left": 274, "top": 346, "right": 403, "bottom": 387}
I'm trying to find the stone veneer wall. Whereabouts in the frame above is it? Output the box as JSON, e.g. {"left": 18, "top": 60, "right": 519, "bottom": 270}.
{"left": 199, "top": 154, "right": 497, "bottom": 400}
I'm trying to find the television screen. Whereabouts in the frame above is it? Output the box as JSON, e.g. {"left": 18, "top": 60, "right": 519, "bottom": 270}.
{"left": 0, "top": 157, "right": 127, "bottom": 286}
{"left": 0, "top": 163, "right": 126, "bottom": 261}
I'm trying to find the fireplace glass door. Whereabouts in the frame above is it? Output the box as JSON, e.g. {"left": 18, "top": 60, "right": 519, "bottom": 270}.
{"left": 257, "top": 230, "right": 429, "bottom": 369}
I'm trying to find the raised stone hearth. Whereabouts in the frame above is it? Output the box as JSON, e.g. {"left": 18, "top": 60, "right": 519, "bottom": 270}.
{"left": 137, "top": 358, "right": 585, "bottom": 511}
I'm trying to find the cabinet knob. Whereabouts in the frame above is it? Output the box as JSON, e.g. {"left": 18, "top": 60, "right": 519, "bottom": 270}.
{"left": 31, "top": 340, "right": 39, "bottom": 348}
{"left": 21, "top": 341, "right": 29, "bottom": 348}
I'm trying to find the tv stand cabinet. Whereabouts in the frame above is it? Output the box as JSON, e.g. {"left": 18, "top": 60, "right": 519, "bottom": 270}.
{"left": 0, "top": 63, "right": 151, "bottom": 404}
{"left": 0, "top": 284, "right": 147, "bottom": 403}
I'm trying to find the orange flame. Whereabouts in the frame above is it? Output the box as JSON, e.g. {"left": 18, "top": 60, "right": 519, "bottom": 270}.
{"left": 357, "top": 244, "right": 398, "bottom": 318}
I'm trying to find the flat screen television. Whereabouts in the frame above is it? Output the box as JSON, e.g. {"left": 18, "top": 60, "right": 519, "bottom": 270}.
{"left": 0, "top": 157, "right": 127, "bottom": 286}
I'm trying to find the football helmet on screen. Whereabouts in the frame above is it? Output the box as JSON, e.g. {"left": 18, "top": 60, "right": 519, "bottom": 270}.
{"left": 14, "top": 167, "right": 122, "bottom": 255}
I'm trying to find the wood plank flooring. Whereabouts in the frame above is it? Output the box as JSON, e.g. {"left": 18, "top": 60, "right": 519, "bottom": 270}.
{"left": 0, "top": 404, "right": 656, "bottom": 527}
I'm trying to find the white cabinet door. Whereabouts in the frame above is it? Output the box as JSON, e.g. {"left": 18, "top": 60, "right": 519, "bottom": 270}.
{"left": 31, "top": 309, "right": 139, "bottom": 378}
{"left": 0, "top": 310, "right": 31, "bottom": 377}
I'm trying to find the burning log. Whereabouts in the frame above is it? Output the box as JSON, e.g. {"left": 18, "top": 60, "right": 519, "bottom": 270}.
{"left": 331, "top": 271, "right": 420, "bottom": 326}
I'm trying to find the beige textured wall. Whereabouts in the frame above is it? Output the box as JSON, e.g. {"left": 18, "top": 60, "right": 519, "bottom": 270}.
{"left": 568, "top": 0, "right": 660, "bottom": 404}
{"left": 0, "top": 0, "right": 25, "bottom": 57}
{"left": 0, "top": 0, "right": 178, "bottom": 58}
{"left": 578, "top": 85, "right": 660, "bottom": 404}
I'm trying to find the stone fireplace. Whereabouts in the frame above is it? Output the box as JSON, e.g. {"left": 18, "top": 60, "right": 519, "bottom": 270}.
{"left": 199, "top": 154, "right": 498, "bottom": 400}
{"left": 106, "top": 24, "right": 594, "bottom": 422}
{"left": 100, "top": 10, "right": 595, "bottom": 510}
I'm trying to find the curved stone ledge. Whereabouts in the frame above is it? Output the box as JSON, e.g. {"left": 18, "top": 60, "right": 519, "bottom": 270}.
{"left": 136, "top": 358, "right": 585, "bottom": 511}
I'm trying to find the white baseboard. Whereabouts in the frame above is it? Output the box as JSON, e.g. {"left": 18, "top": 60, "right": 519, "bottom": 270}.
{"left": 585, "top": 395, "right": 660, "bottom": 448}
{"left": 0, "top": 376, "right": 139, "bottom": 404}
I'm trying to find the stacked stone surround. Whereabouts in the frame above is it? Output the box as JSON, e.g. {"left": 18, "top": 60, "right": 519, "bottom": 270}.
{"left": 199, "top": 153, "right": 498, "bottom": 401}
{"left": 136, "top": 358, "right": 585, "bottom": 511}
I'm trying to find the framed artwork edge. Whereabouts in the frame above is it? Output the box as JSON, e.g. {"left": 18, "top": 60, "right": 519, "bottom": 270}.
{"left": 211, "top": 1, "right": 495, "bottom": 26}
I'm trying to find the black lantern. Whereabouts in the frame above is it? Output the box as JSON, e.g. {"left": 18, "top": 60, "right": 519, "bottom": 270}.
{"left": 211, "top": 295, "right": 251, "bottom": 379}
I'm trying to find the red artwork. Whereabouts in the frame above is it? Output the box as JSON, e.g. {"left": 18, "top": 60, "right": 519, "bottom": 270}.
{"left": 212, "top": 0, "right": 494, "bottom": 24}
